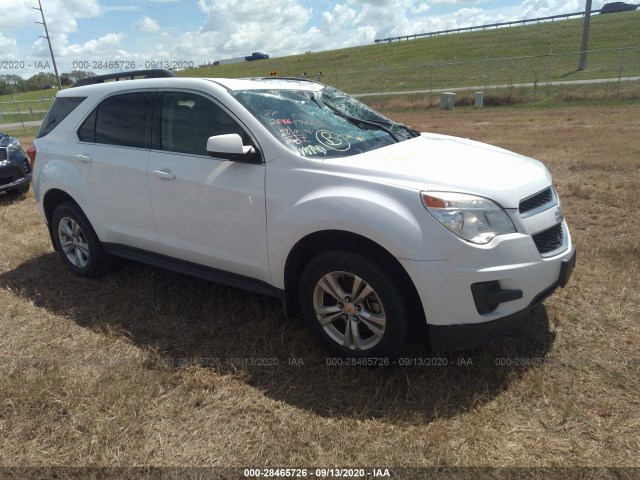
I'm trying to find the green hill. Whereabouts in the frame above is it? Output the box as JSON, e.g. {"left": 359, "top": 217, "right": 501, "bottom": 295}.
{"left": 180, "top": 11, "right": 640, "bottom": 95}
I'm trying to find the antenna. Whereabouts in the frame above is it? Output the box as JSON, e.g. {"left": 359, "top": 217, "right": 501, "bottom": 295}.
{"left": 33, "top": 0, "right": 62, "bottom": 89}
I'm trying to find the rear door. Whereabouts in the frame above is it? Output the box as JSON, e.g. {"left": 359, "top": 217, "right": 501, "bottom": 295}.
{"left": 147, "top": 90, "right": 270, "bottom": 283}
{"left": 72, "top": 91, "right": 158, "bottom": 251}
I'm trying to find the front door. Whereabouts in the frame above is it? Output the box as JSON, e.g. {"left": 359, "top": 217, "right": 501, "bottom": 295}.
{"left": 147, "top": 90, "right": 270, "bottom": 283}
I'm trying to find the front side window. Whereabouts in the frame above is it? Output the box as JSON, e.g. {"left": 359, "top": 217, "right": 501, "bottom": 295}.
{"left": 78, "top": 92, "right": 153, "bottom": 148}
{"left": 160, "top": 91, "right": 248, "bottom": 155}
{"left": 230, "top": 86, "right": 419, "bottom": 159}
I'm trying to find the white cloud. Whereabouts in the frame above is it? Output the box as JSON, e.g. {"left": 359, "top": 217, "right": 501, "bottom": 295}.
{"left": 521, "top": 0, "right": 582, "bottom": 18}
{"left": 354, "top": 0, "right": 422, "bottom": 38}
{"left": 412, "top": 3, "right": 431, "bottom": 14}
{"left": 347, "top": 0, "right": 395, "bottom": 6}
{"left": 322, "top": 4, "right": 358, "bottom": 35}
{"left": 140, "top": 15, "right": 161, "bottom": 32}
{"left": 182, "top": 0, "right": 319, "bottom": 59}
{"left": 0, "top": 0, "right": 98, "bottom": 37}
{"left": 0, "top": 33, "right": 19, "bottom": 59}
{"left": 105, "top": 6, "right": 143, "bottom": 12}
{"left": 0, "top": 1, "right": 32, "bottom": 29}
{"left": 431, "top": 0, "right": 486, "bottom": 4}
{"left": 58, "top": 32, "right": 126, "bottom": 57}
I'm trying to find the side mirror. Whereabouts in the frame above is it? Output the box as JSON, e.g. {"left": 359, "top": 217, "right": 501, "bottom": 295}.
{"left": 206, "top": 134, "right": 260, "bottom": 163}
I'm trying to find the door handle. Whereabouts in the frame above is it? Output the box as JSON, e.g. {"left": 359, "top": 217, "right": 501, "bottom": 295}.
{"left": 76, "top": 154, "right": 92, "bottom": 163}
{"left": 152, "top": 169, "right": 176, "bottom": 181}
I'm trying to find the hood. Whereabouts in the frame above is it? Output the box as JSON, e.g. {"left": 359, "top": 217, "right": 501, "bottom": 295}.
{"left": 322, "top": 132, "right": 552, "bottom": 209}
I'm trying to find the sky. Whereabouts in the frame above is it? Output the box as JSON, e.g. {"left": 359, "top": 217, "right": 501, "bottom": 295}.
{"left": 0, "top": 0, "right": 635, "bottom": 78}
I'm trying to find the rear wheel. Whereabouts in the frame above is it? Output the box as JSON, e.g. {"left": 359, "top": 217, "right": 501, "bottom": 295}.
{"left": 299, "top": 250, "right": 410, "bottom": 359}
{"left": 51, "top": 202, "right": 114, "bottom": 278}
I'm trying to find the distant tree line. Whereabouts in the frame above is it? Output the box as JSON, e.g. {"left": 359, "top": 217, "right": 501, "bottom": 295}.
{"left": 0, "top": 71, "right": 96, "bottom": 95}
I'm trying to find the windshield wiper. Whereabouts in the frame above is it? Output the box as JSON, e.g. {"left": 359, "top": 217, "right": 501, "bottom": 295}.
{"left": 391, "top": 123, "right": 421, "bottom": 138}
{"left": 319, "top": 100, "right": 400, "bottom": 142}
{"left": 366, "top": 118, "right": 420, "bottom": 139}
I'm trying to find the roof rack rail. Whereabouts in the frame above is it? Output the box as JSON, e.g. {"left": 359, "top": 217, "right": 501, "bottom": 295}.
{"left": 73, "top": 69, "right": 176, "bottom": 87}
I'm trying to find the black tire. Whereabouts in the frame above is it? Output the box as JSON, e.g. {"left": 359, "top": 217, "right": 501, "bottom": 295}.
{"left": 299, "top": 250, "right": 410, "bottom": 359}
{"left": 51, "top": 202, "right": 115, "bottom": 278}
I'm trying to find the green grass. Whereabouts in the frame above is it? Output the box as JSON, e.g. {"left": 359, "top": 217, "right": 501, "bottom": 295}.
{"left": 1, "top": 105, "right": 639, "bottom": 469}
{"left": 0, "top": 112, "right": 46, "bottom": 125}
{"left": 180, "top": 11, "right": 640, "bottom": 94}
{"left": 0, "top": 89, "right": 57, "bottom": 103}
{"left": 0, "top": 89, "right": 55, "bottom": 124}
{"left": 0, "top": 125, "right": 40, "bottom": 145}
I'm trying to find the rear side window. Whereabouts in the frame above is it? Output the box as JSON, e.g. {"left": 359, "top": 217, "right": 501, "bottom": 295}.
{"left": 78, "top": 92, "right": 153, "bottom": 148}
{"left": 36, "top": 97, "right": 86, "bottom": 138}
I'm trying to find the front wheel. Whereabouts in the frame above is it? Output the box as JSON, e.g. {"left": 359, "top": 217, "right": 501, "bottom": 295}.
{"left": 299, "top": 250, "right": 410, "bottom": 359}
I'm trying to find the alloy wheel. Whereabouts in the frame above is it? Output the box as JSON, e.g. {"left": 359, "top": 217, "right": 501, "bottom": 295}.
{"left": 58, "top": 216, "right": 90, "bottom": 268}
{"left": 312, "top": 271, "right": 386, "bottom": 351}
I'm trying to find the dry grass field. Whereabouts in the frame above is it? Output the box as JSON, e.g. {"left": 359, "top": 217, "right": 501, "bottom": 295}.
{"left": 0, "top": 104, "right": 639, "bottom": 478}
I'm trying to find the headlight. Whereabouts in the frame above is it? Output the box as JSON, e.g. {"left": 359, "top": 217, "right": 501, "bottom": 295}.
{"left": 0, "top": 136, "right": 21, "bottom": 152}
{"left": 421, "top": 191, "right": 516, "bottom": 244}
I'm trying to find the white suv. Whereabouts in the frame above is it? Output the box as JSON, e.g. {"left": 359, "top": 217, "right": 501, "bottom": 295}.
{"left": 31, "top": 70, "right": 576, "bottom": 359}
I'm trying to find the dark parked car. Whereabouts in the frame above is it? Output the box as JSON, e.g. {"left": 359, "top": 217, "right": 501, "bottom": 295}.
{"left": 0, "top": 132, "right": 31, "bottom": 195}
{"left": 245, "top": 52, "right": 269, "bottom": 61}
{"left": 600, "top": 2, "right": 638, "bottom": 13}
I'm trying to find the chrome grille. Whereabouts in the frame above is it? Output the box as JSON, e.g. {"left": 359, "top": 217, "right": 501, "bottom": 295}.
{"left": 532, "top": 223, "right": 564, "bottom": 255}
{"left": 519, "top": 187, "right": 555, "bottom": 217}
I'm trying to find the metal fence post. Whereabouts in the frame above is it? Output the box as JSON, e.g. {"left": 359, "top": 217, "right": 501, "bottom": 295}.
{"left": 546, "top": 51, "right": 553, "bottom": 97}
{"left": 484, "top": 56, "right": 489, "bottom": 91}
{"left": 428, "top": 64, "right": 433, "bottom": 107}
{"left": 14, "top": 100, "right": 26, "bottom": 132}
{"left": 617, "top": 46, "right": 627, "bottom": 96}
{"left": 379, "top": 65, "right": 385, "bottom": 109}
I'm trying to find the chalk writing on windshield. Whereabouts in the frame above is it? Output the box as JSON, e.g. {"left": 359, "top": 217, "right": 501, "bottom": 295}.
{"left": 280, "top": 127, "right": 311, "bottom": 145}
{"left": 316, "top": 130, "right": 351, "bottom": 152}
{"left": 299, "top": 145, "right": 327, "bottom": 156}
{"left": 271, "top": 118, "right": 293, "bottom": 125}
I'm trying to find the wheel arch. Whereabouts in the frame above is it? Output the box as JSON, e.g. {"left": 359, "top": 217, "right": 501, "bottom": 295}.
{"left": 283, "top": 230, "right": 426, "bottom": 331}
{"left": 42, "top": 189, "right": 82, "bottom": 250}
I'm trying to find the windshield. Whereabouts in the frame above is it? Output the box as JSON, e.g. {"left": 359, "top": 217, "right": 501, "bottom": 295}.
{"left": 230, "top": 86, "right": 418, "bottom": 159}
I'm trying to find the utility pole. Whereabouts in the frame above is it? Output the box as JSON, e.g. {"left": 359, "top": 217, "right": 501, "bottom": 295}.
{"left": 579, "top": 0, "right": 593, "bottom": 71}
{"left": 33, "top": 0, "right": 62, "bottom": 89}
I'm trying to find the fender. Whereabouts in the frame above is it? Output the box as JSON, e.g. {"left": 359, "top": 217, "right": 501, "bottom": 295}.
{"left": 34, "top": 159, "right": 68, "bottom": 222}
{"left": 266, "top": 183, "right": 465, "bottom": 289}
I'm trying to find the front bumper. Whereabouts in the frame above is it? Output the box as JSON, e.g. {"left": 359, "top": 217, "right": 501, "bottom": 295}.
{"left": 0, "top": 151, "right": 32, "bottom": 193}
{"left": 400, "top": 223, "right": 576, "bottom": 351}
{"left": 428, "top": 246, "right": 576, "bottom": 351}
{"left": 0, "top": 174, "right": 31, "bottom": 193}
